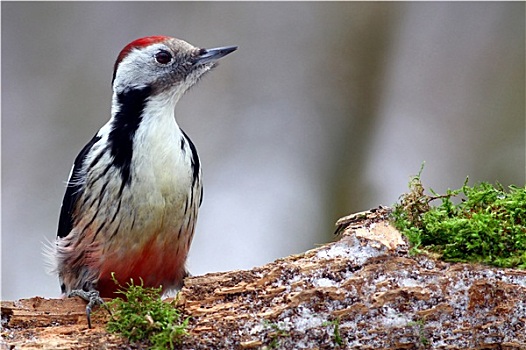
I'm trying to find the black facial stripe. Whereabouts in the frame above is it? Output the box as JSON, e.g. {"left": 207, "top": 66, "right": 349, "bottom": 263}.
{"left": 108, "top": 86, "right": 152, "bottom": 188}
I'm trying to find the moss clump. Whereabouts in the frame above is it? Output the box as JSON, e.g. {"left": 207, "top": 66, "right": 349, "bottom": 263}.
{"left": 106, "top": 274, "right": 189, "bottom": 349}
{"left": 322, "top": 318, "right": 344, "bottom": 347}
{"left": 261, "top": 320, "right": 290, "bottom": 349}
{"left": 392, "top": 166, "right": 526, "bottom": 268}
{"left": 407, "top": 319, "right": 429, "bottom": 346}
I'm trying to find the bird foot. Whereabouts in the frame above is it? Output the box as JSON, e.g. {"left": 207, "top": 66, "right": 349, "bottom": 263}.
{"left": 68, "top": 289, "right": 106, "bottom": 328}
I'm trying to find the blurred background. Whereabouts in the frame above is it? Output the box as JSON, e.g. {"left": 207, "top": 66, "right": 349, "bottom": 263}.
{"left": 2, "top": 2, "right": 524, "bottom": 300}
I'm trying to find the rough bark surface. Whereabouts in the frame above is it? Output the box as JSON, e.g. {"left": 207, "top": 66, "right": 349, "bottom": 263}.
{"left": 2, "top": 207, "right": 526, "bottom": 349}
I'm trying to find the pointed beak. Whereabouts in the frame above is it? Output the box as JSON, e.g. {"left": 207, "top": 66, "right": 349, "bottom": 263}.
{"left": 195, "top": 46, "right": 237, "bottom": 65}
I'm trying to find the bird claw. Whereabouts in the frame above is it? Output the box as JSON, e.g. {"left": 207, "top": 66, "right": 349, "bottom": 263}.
{"left": 68, "top": 289, "right": 105, "bottom": 328}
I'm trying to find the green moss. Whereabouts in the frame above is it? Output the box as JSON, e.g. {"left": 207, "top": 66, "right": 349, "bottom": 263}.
{"left": 392, "top": 165, "right": 526, "bottom": 269}
{"left": 323, "top": 317, "right": 344, "bottom": 347}
{"left": 261, "top": 320, "right": 290, "bottom": 349}
{"left": 105, "top": 274, "right": 189, "bottom": 349}
{"left": 407, "top": 319, "right": 429, "bottom": 346}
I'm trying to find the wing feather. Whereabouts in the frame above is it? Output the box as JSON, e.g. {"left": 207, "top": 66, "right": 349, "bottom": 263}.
{"left": 57, "top": 135, "right": 101, "bottom": 239}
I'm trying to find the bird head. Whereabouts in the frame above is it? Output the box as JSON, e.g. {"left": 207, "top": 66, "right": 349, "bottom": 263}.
{"left": 111, "top": 36, "right": 237, "bottom": 102}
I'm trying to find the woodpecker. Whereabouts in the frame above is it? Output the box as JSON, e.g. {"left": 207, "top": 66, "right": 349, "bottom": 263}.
{"left": 50, "top": 36, "right": 236, "bottom": 326}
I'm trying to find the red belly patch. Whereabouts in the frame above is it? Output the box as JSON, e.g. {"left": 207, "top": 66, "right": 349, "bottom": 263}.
{"left": 96, "top": 235, "right": 187, "bottom": 298}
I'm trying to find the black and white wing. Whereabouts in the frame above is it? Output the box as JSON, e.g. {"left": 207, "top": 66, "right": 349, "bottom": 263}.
{"left": 57, "top": 135, "right": 101, "bottom": 239}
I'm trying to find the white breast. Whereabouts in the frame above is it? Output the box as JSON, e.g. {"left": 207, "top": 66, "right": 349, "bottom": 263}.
{"left": 128, "top": 95, "right": 195, "bottom": 231}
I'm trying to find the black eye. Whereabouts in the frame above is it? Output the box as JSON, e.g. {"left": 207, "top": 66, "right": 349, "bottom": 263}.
{"left": 155, "top": 50, "right": 172, "bottom": 64}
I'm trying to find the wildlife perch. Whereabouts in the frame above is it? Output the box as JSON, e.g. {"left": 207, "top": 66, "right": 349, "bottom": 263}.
{"left": 47, "top": 36, "right": 237, "bottom": 327}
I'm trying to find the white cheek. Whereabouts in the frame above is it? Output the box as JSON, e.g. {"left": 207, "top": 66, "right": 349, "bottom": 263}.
{"left": 113, "top": 50, "right": 154, "bottom": 91}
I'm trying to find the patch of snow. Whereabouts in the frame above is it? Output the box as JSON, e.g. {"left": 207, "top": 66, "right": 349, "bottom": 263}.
{"left": 380, "top": 306, "right": 411, "bottom": 328}
{"left": 398, "top": 278, "right": 422, "bottom": 288}
{"left": 316, "top": 242, "right": 350, "bottom": 259}
{"left": 316, "top": 237, "right": 384, "bottom": 265}
{"left": 249, "top": 322, "right": 265, "bottom": 335}
{"left": 313, "top": 278, "right": 339, "bottom": 288}
{"left": 292, "top": 306, "right": 326, "bottom": 332}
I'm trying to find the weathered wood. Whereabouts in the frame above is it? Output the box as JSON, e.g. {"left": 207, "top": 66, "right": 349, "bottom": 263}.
{"left": 2, "top": 207, "right": 526, "bottom": 349}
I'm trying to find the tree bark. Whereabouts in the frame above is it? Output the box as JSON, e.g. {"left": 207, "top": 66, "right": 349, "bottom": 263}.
{"left": 2, "top": 207, "right": 526, "bottom": 349}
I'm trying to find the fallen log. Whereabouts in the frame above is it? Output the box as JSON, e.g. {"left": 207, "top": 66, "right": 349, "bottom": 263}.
{"left": 2, "top": 207, "right": 526, "bottom": 349}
